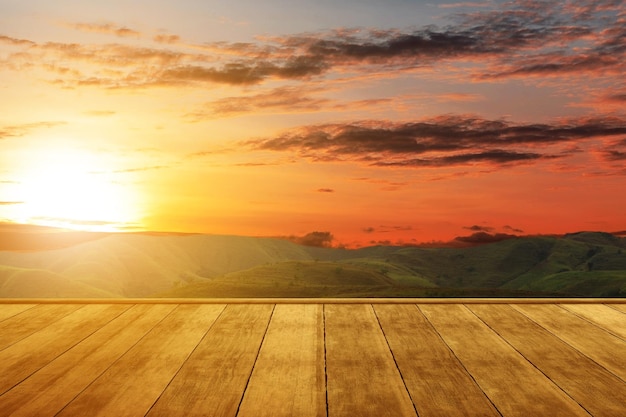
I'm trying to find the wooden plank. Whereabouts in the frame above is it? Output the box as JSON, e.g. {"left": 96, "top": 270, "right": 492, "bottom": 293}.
{"left": 145, "top": 304, "right": 274, "bottom": 417}
{"left": 608, "top": 303, "right": 626, "bottom": 313}
{"left": 470, "top": 304, "right": 626, "bottom": 417}
{"left": 374, "top": 304, "right": 500, "bottom": 417}
{"left": 560, "top": 304, "right": 626, "bottom": 340}
{"left": 0, "top": 304, "right": 176, "bottom": 417}
{"left": 0, "top": 304, "right": 82, "bottom": 351}
{"left": 513, "top": 304, "right": 626, "bottom": 381}
{"left": 419, "top": 304, "right": 590, "bottom": 417}
{"left": 237, "top": 304, "right": 326, "bottom": 417}
{"left": 325, "top": 304, "right": 417, "bottom": 417}
{"left": 0, "top": 304, "right": 128, "bottom": 395}
{"left": 56, "top": 304, "right": 224, "bottom": 417}
{"left": 0, "top": 304, "right": 36, "bottom": 322}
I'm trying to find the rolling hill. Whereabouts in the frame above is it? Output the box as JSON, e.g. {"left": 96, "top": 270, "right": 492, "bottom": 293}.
{"left": 1, "top": 231, "right": 625, "bottom": 298}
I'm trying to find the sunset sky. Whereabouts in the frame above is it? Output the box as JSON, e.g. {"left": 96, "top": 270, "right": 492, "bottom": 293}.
{"left": 1, "top": 0, "right": 625, "bottom": 247}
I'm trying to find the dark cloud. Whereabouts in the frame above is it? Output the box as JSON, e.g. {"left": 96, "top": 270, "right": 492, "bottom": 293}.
{"left": 160, "top": 56, "right": 327, "bottom": 86}
{"left": 464, "top": 225, "right": 494, "bottom": 232}
{"left": 503, "top": 225, "right": 525, "bottom": 233}
{"left": 374, "top": 150, "right": 548, "bottom": 167}
{"left": 454, "top": 232, "right": 518, "bottom": 244}
{"left": 362, "top": 227, "right": 376, "bottom": 233}
{"left": 288, "top": 231, "right": 334, "bottom": 248}
{"left": 604, "top": 94, "right": 626, "bottom": 103}
{"left": 245, "top": 115, "right": 626, "bottom": 168}
{"left": 601, "top": 138, "right": 626, "bottom": 161}
{"left": 317, "top": 188, "right": 335, "bottom": 193}
{"left": 2, "top": 0, "right": 622, "bottom": 88}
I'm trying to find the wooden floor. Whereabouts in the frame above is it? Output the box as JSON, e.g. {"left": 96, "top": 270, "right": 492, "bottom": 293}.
{"left": 0, "top": 300, "right": 625, "bottom": 416}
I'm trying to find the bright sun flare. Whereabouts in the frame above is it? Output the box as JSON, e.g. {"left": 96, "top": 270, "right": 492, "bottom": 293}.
{"left": 9, "top": 148, "right": 142, "bottom": 232}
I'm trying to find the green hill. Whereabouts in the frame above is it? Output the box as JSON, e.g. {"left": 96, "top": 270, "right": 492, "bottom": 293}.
{"left": 1, "top": 231, "right": 624, "bottom": 298}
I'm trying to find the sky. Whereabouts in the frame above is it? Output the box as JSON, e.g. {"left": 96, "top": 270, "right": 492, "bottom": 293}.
{"left": 0, "top": 0, "right": 625, "bottom": 248}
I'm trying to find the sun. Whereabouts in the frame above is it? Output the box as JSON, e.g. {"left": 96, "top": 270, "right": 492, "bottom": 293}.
{"left": 9, "top": 147, "right": 142, "bottom": 232}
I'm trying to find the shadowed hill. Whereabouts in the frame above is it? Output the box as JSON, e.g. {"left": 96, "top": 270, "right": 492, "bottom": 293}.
{"left": 1, "top": 231, "right": 624, "bottom": 298}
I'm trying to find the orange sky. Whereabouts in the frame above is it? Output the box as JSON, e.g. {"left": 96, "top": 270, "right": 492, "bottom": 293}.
{"left": 1, "top": 0, "right": 625, "bottom": 247}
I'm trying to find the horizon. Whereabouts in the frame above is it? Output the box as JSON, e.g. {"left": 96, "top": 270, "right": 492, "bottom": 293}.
{"left": 1, "top": 0, "right": 625, "bottom": 247}
{"left": 1, "top": 220, "right": 625, "bottom": 251}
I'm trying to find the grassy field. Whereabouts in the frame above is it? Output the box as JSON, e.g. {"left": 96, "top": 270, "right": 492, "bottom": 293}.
{"left": 1, "top": 231, "right": 625, "bottom": 298}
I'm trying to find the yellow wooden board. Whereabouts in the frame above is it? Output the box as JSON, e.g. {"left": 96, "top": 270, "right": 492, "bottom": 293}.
{"left": 419, "top": 304, "right": 590, "bottom": 417}
{"left": 560, "top": 303, "right": 626, "bottom": 340}
{"left": 0, "top": 304, "right": 128, "bottom": 395}
{"left": 607, "top": 303, "right": 626, "bottom": 314}
{"left": 0, "top": 304, "right": 36, "bottom": 323}
{"left": 237, "top": 304, "right": 326, "bottom": 417}
{"left": 0, "top": 304, "right": 82, "bottom": 351}
{"left": 0, "top": 304, "right": 176, "bottom": 417}
{"left": 374, "top": 304, "right": 500, "bottom": 417}
{"left": 325, "top": 304, "right": 417, "bottom": 417}
{"left": 146, "top": 304, "right": 273, "bottom": 417}
{"left": 56, "top": 304, "right": 225, "bottom": 417}
{"left": 470, "top": 303, "right": 626, "bottom": 416}
{"left": 513, "top": 304, "right": 626, "bottom": 381}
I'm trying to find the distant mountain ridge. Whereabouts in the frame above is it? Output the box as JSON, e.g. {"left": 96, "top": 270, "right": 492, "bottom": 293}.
{"left": 0, "top": 231, "right": 624, "bottom": 298}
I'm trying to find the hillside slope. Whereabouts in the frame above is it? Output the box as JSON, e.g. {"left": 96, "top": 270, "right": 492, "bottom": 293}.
{"left": 1, "top": 231, "right": 624, "bottom": 298}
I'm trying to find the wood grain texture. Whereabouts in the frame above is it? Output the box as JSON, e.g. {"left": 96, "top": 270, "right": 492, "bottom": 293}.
{"left": 325, "top": 304, "right": 417, "bottom": 417}
{"left": 374, "top": 304, "right": 500, "bottom": 417}
{"left": 1, "top": 301, "right": 625, "bottom": 417}
{"left": 0, "top": 304, "right": 82, "bottom": 351}
{"left": 0, "top": 304, "right": 128, "bottom": 395}
{"left": 606, "top": 303, "right": 626, "bottom": 314}
{"left": 419, "top": 304, "right": 591, "bottom": 417}
{"left": 513, "top": 304, "right": 626, "bottom": 381}
{"left": 0, "top": 304, "right": 176, "bottom": 417}
{"left": 145, "top": 304, "right": 274, "bottom": 417}
{"left": 560, "top": 304, "right": 626, "bottom": 340}
{"left": 0, "top": 304, "right": 35, "bottom": 323}
{"left": 56, "top": 304, "right": 225, "bottom": 417}
{"left": 237, "top": 304, "right": 326, "bottom": 417}
{"left": 470, "top": 303, "right": 626, "bottom": 417}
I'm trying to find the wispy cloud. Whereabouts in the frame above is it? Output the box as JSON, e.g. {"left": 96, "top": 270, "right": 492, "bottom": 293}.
{"left": 188, "top": 86, "right": 331, "bottom": 119}
{"left": 0, "top": 201, "right": 23, "bottom": 205}
{"left": 65, "top": 22, "right": 142, "bottom": 38}
{"left": 2, "top": 0, "right": 622, "bottom": 89}
{"left": 0, "top": 121, "right": 66, "bottom": 140}
{"left": 464, "top": 224, "right": 494, "bottom": 232}
{"left": 244, "top": 115, "right": 626, "bottom": 168}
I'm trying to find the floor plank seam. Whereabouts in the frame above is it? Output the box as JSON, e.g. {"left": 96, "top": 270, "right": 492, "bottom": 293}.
{"left": 322, "top": 304, "right": 329, "bottom": 417}
{"left": 52, "top": 304, "right": 180, "bottom": 417}
{"left": 604, "top": 303, "right": 626, "bottom": 314}
{"left": 0, "top": 304, "right": 131, "bottom": 399}
{"left": 144, "top": 303, "right": 227, "bottom": 417}
{"left": 415, "top": 304, "right": 504, "bottom": 417}
{"left": 0, "top": 304, "right": 84, "bottom": 353}
{"left": 558, "top": 304, "right": 626, "bottom": 343}
{"left": 234, "top": 304, "right": 276, "bottom": 417}
{"left": 371, "top": 304, "right": 420, "bottom": 417}
{"left": 509, "top": 304, "right": 626, "bottom": 385}
{"left": 465, "top": 305, "right": 595, "bottom": 417}
{"left": 0, "top": 304, "right": 37, "bottom": 325}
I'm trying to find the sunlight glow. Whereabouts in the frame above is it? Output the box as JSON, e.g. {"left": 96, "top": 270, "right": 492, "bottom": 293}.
{"left": 9, "top": 148, "right": 142, "bottom": 232}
